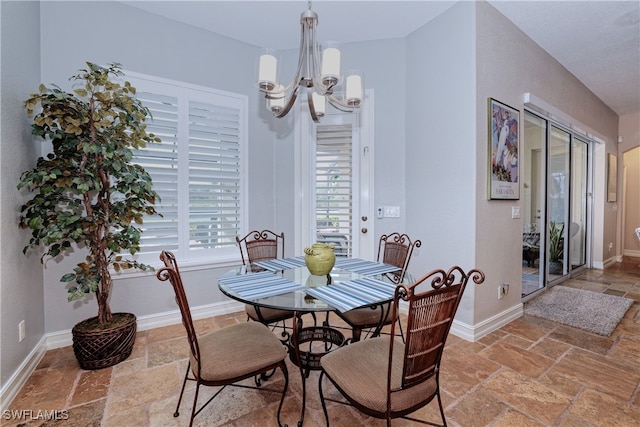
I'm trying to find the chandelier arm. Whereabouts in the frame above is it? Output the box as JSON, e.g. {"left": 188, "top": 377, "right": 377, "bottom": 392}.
{"left": 274, "top": 85, "right": 301, "bottom": 118}
{"left": 291, "top": 17, "right": 310, "bottom": 89}
{"left": 308, "top": 16, "right": 326, "bottom": 93}
{"left": 326, "top": 95, "right": 357, "bottom": 112}
{"left": 307, "top": 91, "right": 320, "bottom": 123}
{"left": 259, "top": 21, "right": 309, "bottom": 97}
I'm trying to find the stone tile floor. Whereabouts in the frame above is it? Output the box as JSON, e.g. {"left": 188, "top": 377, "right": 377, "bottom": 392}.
{"left": 4, "top": 258, "right": 640, "bottom": 426}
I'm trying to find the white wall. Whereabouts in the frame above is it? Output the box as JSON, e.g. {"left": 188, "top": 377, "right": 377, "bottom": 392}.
{"left": 0, "top": 0, "right": 45, "bottom": 388}
{"left": 405, "top": 2, "right": 478, "bottom": 327}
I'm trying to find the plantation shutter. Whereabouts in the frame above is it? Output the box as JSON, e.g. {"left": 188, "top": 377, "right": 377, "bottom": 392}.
{"left": 134, "top": 91, "right": 180, "bottom": 254}
{"left": 315, "top": 124, "right": 353, "bottom": 257}
{"left": 128, "top": 73, "right": 246, "bottom": 262}
{"left": 188, "top": 101, "right": 241, "bottom": 249}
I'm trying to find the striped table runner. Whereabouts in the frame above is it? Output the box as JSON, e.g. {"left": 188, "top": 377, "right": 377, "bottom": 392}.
{"left": 253, "top": 256, "right": 307, "bottom": 271}
{"left": 334, "top": 258, "right": 400, "bottom": 275}
{"left": 304, "top": 277, "right": 397, "bottom": 312}
{"left": 219, "top": 271, "right": 305, "bottom": 299}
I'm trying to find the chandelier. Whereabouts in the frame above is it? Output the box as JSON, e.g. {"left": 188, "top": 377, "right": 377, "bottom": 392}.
{"left": 256, "top": 1, "right": 363, "bottom": 123}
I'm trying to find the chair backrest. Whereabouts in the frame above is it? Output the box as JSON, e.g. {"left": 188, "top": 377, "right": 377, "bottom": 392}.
{"left": 236, "top": 229, "right": 285, "bottom": 265}
{"left": 156, "top": 251, "right": 201, "bottom": 373}
{"left": 388, "top": 266, "right": 484, "bottom": 392}
{"left": 376, "top": 232, "right": 422, "bottom": 283}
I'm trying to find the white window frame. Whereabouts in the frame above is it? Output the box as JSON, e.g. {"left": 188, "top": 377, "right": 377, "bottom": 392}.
{"left": 123, "top": 71, "right": 248, "bottom": 268}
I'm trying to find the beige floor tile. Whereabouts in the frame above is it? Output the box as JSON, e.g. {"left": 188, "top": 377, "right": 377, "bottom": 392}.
{"left": 480, "top": 341, "right": 555, "bottom": 378}
{"left": 481, "top": 369, "right": 572, "bottom": 425}
{"left": 69, "top": 367, "right": 113, "bottom": 406}
{"left": 447, "top": 388, "right": 506, "bottom": 426}
{"left": 569, "top": 388, "right": 640, "bottom": 426}
{"left": 550, "top": 347, "right": 640, "bottom": 401}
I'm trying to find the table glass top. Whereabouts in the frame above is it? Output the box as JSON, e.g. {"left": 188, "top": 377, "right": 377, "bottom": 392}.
{"left": 218, "top": 263, "right": 401, "bottom": 312}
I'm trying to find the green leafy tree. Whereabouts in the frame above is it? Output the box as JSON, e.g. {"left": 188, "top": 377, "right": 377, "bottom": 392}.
{"left": 18, "top": 62, "right": 160, "bottom": 324}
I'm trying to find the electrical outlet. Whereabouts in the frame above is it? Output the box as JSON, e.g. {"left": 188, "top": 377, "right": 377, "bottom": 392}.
{"left": 498, "top": 284, "right": 509, "bottom": 300}
{"left": 18, "top": 320, "right": 25, "bottom": 342}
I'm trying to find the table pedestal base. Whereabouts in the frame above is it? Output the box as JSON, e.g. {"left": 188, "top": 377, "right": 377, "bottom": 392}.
{"left": 290, "top": 319, "right": 345, "bottom": 426}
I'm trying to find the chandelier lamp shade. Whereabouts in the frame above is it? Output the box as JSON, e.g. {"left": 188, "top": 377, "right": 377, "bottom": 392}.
{"left": 256, "top": 2, "right": 363, "bottom": 122}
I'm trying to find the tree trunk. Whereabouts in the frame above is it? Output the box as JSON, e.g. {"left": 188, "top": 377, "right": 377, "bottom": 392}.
{"left": 96, "top": 246, "right": 113, "bottom": 324}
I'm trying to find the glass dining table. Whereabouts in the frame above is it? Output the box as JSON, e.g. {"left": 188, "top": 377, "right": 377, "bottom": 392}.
{"left": 218, "top": 256, "right": 404, "bottom": 427}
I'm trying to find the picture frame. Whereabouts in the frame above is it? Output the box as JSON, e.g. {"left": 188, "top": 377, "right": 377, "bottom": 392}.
{"left": 607, "top": 153, "right": 617, "bottom": 202}
{"left": 488, "top": 98, "right": 520, "bottom": 200}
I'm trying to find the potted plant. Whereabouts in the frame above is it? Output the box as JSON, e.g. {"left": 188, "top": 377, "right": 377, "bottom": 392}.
{"left": 17, "top": 62, "right": 160, "bottom": 370}
{"left": 548, "top": 221, "right": 564, "bottom": 275}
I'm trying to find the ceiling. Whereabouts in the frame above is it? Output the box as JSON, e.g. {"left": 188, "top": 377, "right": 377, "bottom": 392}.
{"left": 121, "top": 0, "right": 640, "bottom": 116}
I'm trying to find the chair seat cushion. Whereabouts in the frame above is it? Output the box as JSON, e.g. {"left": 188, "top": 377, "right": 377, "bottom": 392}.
{"left": 339, "top": 303, "right": 395, "bottom": 327}
{"left": 245, "top": 304, "right": 294, "bottom": 323}
{"left": 193, "top": 322, "right": 286, "bottom": 382}
{"left": 321, "top": 337, "right": 437, "bottom": 414}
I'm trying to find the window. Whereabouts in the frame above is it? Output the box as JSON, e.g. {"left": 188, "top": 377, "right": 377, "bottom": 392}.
{"left": 315, "top": 123, "right": 354, "bottom": 257}
{"left": 125, "top": 73, "right": 247, "bottom": 264}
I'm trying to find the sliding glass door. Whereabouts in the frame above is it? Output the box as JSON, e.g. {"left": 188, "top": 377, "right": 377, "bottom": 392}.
{"left": 547, "top": 126, "right": 570, "bottom": 281}
{"left": 522, "top": 111, "right": 591, "bottom": 298}
{"left": 570, "top": 138, "right": 588, "bottom": 271}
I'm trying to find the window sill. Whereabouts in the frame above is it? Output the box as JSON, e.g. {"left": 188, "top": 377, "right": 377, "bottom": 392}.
{"left": 111, "top": 255, "right": 241, "bottom": 281}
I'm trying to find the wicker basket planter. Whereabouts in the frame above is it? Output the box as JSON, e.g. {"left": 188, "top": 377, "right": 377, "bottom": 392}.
{"left": 72, "top": 312, "right": 137, "bottom": 370}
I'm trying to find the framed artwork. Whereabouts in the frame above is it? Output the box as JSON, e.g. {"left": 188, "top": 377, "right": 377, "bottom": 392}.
{"left": 607, "top": 153, "right": 617, "bottom": 202}
{"left": 488, "top": 98, "right": 520, "bottom": 200}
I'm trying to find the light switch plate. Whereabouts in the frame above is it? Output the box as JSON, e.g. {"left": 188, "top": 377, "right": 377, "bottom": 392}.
{"left": 384, "top": 206, "right": 400, "bottom": 218}
{"left": 511, "top": 206, "right": 520, "bottom": 219}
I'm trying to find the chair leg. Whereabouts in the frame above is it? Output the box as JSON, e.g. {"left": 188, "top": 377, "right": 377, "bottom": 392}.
{"left": 174, "top": 361, "right": 191, "bottom": 417}
{"left": 436, "top": 389, "right": 447, "bottom": 427}
{"left": 189, "top": 383, "right": 200, "bottom": 427}
{"left": 276, "top": 361, "right": 289, "bottom": 427}
{"left": 351, "top": 327, "right": 362, "bottom": 342}
{"left": 318, "top": 371, "right": 330, "bottom": 426}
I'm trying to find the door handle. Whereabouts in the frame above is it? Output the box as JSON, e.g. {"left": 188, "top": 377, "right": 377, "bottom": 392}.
{"left": 361, "top": 216, "right": 368, "bottom": 222}
{"left": 361, "top": 227, "right": 368, "bottom": 234}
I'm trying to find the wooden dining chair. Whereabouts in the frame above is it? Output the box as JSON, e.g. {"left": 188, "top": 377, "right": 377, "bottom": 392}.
{"left": 319, "top": 266, "right": 485, "bottom": 427}
{"left": 236, "top": 229, "right": 294, "bottom": 328}
{"left": 335, "top": 232, "right": 421, "bottom": 342}
{"left": 157, "top": 251, "right": 289, "bottom": 427}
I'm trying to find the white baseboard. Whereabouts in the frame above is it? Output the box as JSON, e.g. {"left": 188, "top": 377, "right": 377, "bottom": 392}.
{"left": 623, "top": 249, "right": 640, "bottom": 257}
{"left": 450, "top": 303, "right": 523, "bottom": 342}
{"left": 0, "top": 300, "right": 244, "bottom": 412}
{"left": 0, "top": 336, "right": 48, "bottom": 414}
{"left": 594, "top": 256, "right": 617, "bottom": 269}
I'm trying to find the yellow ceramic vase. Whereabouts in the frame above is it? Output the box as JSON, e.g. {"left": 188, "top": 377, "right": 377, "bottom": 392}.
{"left": 304, "top": 243, "right": 336, "bottom": 275}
